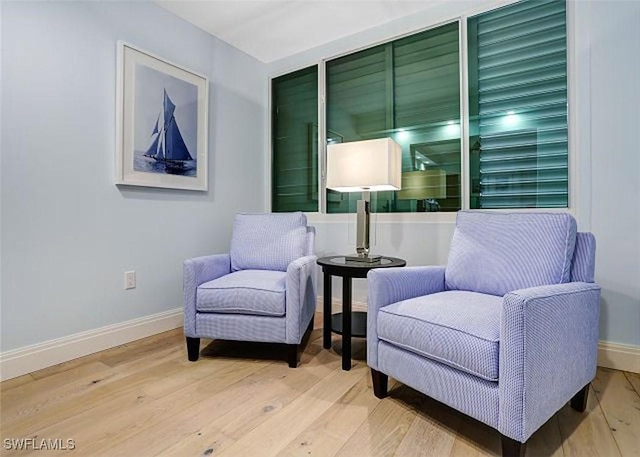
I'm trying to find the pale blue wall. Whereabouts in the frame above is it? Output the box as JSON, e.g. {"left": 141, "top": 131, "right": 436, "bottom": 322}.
{"left": 0, "top": 1, "right": 266, "bottom": 351}
{"left": 1, "top": 0, "right": 637, "bottom": 353}
{"left": 267, "top": 0, "right": 640, "bottom": 347}
{"left": 588, "top": 0, "right": 640, "bottom": 347}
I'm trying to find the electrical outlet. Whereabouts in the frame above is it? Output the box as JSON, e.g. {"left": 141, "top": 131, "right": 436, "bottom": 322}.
{"left": 124, "top": 271, "right": 136, "bottom": 290}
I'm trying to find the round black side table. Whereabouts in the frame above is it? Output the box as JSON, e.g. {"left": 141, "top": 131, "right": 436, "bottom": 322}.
{"left": 316, "top": 256, "right": 406, "bottom": 370}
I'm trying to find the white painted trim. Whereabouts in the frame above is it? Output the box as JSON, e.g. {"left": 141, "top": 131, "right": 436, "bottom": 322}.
{"left": 598, "top": 341, "right": 640, "bottom": 374}
{"left": 459, "top": 17, "right": 470, "bottom": 211}
{"left": 0, "top": 308, "right": 183, "bottom": 381}
{"left": 306, "top": 211, "right": 457, "bottom": 225}
{"left": 568, "top": 0, "right": 593, "bottom": 231}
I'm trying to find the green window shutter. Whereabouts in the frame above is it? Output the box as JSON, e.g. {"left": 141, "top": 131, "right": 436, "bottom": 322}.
{"left": 469, "top": 0, "right": 568, "bottom": 209}
{"left": 271, "top": 66, "right": 319, "bottom": 212}
{"left": 326, "top": 22, "right": 461, "bottom": 213}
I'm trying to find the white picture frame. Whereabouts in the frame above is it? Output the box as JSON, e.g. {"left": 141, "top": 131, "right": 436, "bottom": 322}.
{"left": 116, "top": 42, "right": 208, "bottom": 191}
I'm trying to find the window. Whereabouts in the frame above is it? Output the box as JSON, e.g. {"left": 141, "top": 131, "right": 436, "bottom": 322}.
{"left": 326, "top": 22, "right": 461, "bottom": 213}
{"left": 468, "top": 0, "right": 568, "bottom": 208}
{"left": 270, "top": 0, "right": 569, "bottom": 213}
{"left": 271, "top": 66, "right": 318, "bottom": 212}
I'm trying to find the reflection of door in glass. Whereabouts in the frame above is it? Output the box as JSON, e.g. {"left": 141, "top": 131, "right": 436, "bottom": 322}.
{"left": 402, "top": 140, "right": 461, "bottom": 211}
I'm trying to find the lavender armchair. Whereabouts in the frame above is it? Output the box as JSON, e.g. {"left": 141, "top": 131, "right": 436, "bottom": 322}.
{"left": 183, "top": 212, "right": 317, "bottom": 367}
{"left": 367, "top": 211, "right": 600, "bottom": 456}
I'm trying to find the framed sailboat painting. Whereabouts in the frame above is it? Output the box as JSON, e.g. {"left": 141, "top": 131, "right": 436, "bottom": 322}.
{"left": 116, "top": 42, "right": 208, "bottom": 190}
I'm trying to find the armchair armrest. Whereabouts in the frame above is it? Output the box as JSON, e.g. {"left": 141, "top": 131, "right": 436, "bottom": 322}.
{"left": 183, "top": 254, "right": 231, "bottom": 336}
{"left": 499, "top": 281, "right": 601, "bottom": 442}
{"left": 285, "top": 255, "right": 318, "bottom": 344}
{"left": 367, "top": 266, "right": 446, "bottom": 369}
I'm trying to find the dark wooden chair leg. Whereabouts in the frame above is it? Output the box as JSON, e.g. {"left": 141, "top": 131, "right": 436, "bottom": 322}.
{"left": 501, "top": 435, "right": 525, "bottom": 457}
{"left": 570, "top": 383, "right": 589, "bottom": 412}
{"left": 371, "top": 369, "right": 388, "bottom": 399}
{"left": 287, "top": 317, "right": 314, "bottom": 368}
{"left": 186, "top": 337, "right": 200, "bottom": 362}
{"left": 304, "top": 317, "right": 314, "bottom": 342}
{"left": 287, "top": 344, "right": 299, "bottom": 368}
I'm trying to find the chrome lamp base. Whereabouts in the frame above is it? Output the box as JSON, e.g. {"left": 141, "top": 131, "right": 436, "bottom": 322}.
{"left": 349, "top": 191, "right": 381, "bottom": 263}
{"left": 344, "top": 254, "right": 382, "bottom": 264}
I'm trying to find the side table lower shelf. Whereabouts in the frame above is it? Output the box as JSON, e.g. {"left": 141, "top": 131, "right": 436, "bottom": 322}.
{"left": 317, "top": 255, "right": 406, "bottom": 370}
{"left": 331, "top": 312, "right": 367, "bottom": 338}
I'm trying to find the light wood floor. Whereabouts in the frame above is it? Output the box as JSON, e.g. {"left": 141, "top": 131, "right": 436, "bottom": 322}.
{"left": 1, "top": 313, "right": 638, "bottom": 457}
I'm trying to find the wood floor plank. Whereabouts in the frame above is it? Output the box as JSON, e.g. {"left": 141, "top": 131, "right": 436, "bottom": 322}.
{"left": 449, "top": 415, "right": 501, "bottom": 457}
{"left": 390, "top": 384, "right": 468, "bottom": 457}
{"left": 591, "top": 368, "right": 640, "bottom": 457}
{"left": 1, "top": 345, "right": 190, "bottom": 436}
{"left": 1, "top": 361, "right": 114, "bottom": 426}
{"left": 0, "top": 344, "right": 183, "bottom": 434}
{"left": 111, "top": 338, "right": 341, "bottom": 457}
{"left": 86, "top": 359, "right": 274, "bottom": 456}
{"left": 525, "top": 415, "right": 564, "bottom": 457}
{"left": 157, "top": 359, "right": 343, "bottom": 455}
{"left": 624, "top": 371, "right": 640, "bottom": 396}
{"left": 23, "top": 329, "right": 183, "bottom": 382}
{"left": 557, "top": 384, "right": 622, "bottom": 457}
{"left": 1, "top": 323, "right": 637, "bottom": 457}
{"left": 333, "top": 385, "right": 418, "bottom": 457}
{"left": 213, "top": 364, "right": 367, "bottom": 457}
{"left": 13, "top": 356, "right": 264, "bottom": 457}
{"left": 0, "top": 373, "right": 34, "bottom": 391}
{"left": 27, "top": 350, "right": 109, "bottom": 381}
{"left": 393, "top": 414, "right": 456, "bottom": 457}
{"left": 97, "top": 328, "right": 183, "bottom": 368}
{"left": 277, "top": 374, "right": 381, "bottom": 457}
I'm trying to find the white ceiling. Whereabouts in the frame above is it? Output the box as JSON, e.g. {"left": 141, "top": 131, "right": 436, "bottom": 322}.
{"left": 156, "top": 0, "right": 439, "bottom": 63}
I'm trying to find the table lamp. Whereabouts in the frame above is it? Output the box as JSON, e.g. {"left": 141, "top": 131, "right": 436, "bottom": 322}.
{"left": 398, "top": 169, "right": 446, "bottom": 211}
{"left": 326, "top": 138, "right": 402, "bottom": 263}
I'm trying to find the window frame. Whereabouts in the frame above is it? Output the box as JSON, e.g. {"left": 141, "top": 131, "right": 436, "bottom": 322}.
{"left": 266, "top": 0, "right": 579, "bottom": 223}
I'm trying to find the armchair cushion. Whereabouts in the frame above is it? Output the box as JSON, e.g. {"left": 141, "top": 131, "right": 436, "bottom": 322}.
{"left": 196, "top": 270, "right": 287, "bottom": 317}
{"left": 445, "top": 211, "right": 577, "bottom": 296}
{"left": 378, "top": 291, "right": 502, "bottom": 381}
{"left": 230, "top": 212, "right": 308, "bottom": 272}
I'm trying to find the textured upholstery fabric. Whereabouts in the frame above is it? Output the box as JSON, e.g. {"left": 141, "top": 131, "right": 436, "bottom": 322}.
{"left": 197, "top": 270, "right": 287, "bottom": 316}
{"left": 285, "top": 255, "right": 318, "bottom": 343}
{"left": 183, "top": 213, "right": 317, "bottom": 347}
{"left": 367, "top": 211, "right": 600, "bottom": 447}
{"left": 183, "top": 254, "right": 231, "bottom": 337}
{"left": 378, "top": 291, "right": 501, "bottom": 381}
{"left": 570, "top": 232, "right": 596, "bottom": 283}
{"left": 230, "top": 212, "right": 308, "bottom": 272}
{"left": 499, "top": 282, "right": 601, "bottom": 441}
{"left": 305, "top": 226, "right": 316, "bottom": 257}
{"left": 367, "top": 266, "right": 446, "bottom": 369}
{"left": 445, "top": 211, "right": 577, "bottom": 296}
{"left": 196, "top": 313, "right": 286, "bottom": 343}
{"left": 378, "top": 342, "right": 500, "bottom": 429}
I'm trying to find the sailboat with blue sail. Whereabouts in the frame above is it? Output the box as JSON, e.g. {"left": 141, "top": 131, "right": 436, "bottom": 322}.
{"left": 144, "top": 89, "right": 194, "bottom": 170}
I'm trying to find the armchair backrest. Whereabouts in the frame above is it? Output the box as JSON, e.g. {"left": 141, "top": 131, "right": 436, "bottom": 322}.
{"left": 306, "top": 226, "right": 316, "bottom": 257}
{"left": 570, "top": 232, "right": 596, "bottom": 283}
{"left": 230, "top": 212, "right": 311, "bottom": 272}
{"left": 445, "top": 211, "right": 578, "bottom": 296}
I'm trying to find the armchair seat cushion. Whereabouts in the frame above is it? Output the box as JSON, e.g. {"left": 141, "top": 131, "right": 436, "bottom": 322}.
{"left": 196, "top": 270, "right": 287, "bottom": 317}
{"left": 377, "top": 291, "right": 502, "bottom": 381}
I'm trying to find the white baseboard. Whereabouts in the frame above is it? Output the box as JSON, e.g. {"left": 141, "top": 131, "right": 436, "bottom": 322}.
{"left": 0, "top": 308, "right": 183, "bottom": 381}
{"left": 598, "top": 341, "right": 640, "bottom": 374}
